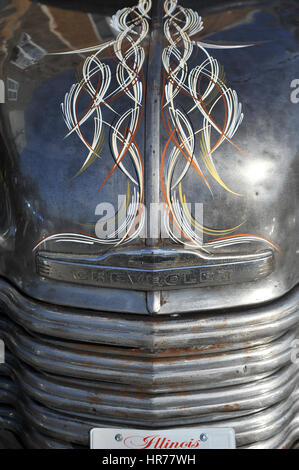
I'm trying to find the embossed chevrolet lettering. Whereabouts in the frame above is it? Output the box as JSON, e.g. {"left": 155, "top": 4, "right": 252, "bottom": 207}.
{"left": 71, "top": 267, "right": 233, "bottom": 286}
{"left": 36, "top": 248, "right": 274, "bottom": 290}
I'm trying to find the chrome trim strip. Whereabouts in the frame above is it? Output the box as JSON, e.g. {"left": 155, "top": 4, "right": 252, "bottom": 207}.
{"left": 36, "top": 249, "right": 274, "bottom": 290}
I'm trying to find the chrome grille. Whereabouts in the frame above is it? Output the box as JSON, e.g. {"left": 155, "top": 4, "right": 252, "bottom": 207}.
{"left": 0, "top": 278, "right": 298, "bottom": 448}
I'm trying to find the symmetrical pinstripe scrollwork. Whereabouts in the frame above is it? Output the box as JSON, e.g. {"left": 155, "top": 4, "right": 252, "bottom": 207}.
{"left": 34, "top": 0, "right": 280, "bottom": 254}
{"left": 161, "top": 0, "right": 280, "bottom": 253}
{"left": 34, "top": 0, "right": 151, "bottom": 250}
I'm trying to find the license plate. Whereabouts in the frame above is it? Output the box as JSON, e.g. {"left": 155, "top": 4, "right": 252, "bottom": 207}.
{"left": 90, "top": 427, "right": 235, "bottom": 449}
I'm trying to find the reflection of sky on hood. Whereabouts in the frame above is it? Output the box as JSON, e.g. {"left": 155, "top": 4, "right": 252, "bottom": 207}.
{"left": 21, "top": 68, "right": 136, "bottom": 225}
{"left": 204, "top": 10, "right": 298, "bottom": 72}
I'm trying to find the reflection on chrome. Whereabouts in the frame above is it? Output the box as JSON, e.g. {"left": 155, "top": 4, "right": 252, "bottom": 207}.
{"left": 0, "top": 339, "right": 4, "bottom": 364}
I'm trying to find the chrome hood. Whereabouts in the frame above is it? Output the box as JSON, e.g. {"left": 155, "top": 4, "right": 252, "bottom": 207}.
{"left": 0, "top": 0, "right": 298, "bottom": 314}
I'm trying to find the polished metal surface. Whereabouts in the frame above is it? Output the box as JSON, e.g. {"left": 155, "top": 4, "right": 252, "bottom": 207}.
{"left": 0, "top": 0, "right": 297, "bottom": 313}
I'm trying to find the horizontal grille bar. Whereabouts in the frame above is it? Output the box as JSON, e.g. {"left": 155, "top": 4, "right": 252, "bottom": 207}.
{"left": 0, "top": 279, "right": 298, "bottom": 349}
{"left": 0, "top": 318, "right": 296, "bottom": 392}
{"left": 0, "top": 360, "right": 298, "bottom": 421}
{"left": 0, "top": 382, "right": 298, "bottom": 449}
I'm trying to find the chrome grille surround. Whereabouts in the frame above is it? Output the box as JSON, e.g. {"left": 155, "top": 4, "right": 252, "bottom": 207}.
{"left": 0, "top": 277, "right": 298, "bottom": 449}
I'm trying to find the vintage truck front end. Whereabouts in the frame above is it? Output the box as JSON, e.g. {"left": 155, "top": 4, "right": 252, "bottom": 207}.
{"left": 0, "top": 0, "right": 298, "bottom": 449}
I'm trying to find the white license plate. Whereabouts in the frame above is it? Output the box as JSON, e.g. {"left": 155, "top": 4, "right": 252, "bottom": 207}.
{"left": 90, "top": 427, "right": 235, "bottom": 449}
